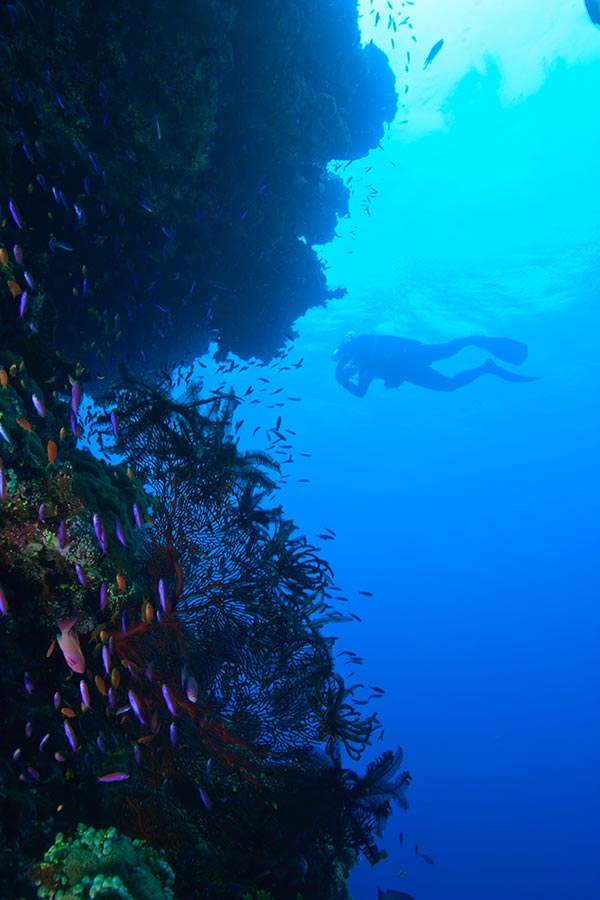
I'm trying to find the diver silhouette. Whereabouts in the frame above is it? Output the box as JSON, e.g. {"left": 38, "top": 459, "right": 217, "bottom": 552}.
{"left": 332, "top": 333, "right": 538, "bottom": 397}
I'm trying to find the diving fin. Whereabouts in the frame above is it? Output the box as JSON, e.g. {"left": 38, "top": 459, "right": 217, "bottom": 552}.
{"left": 476, "top": 336, "right": 529, "bottom": 365}
{"left": 485, "top": 359, "right": 539, "bottom": 382}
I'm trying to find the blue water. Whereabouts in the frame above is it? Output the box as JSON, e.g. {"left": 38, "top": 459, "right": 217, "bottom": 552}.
{"left": 220, "top": 3, "right": 600, "bottom": 898}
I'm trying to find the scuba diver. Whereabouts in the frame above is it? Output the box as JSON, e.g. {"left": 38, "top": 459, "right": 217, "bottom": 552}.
{"left": 332, "top": 332, "right": 538, "bottom": 397}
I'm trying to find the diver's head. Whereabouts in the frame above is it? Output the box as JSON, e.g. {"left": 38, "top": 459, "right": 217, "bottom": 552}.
{"left": 331, "top": 331, "right": 356, "bottom": 361}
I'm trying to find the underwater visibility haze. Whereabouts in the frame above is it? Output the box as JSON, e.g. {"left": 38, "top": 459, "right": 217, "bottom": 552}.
{"left": 0, "top": 1, "right": 599, "bottom": 900}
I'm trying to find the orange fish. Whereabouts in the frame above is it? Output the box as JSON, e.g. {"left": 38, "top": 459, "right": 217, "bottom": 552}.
{"left": 143, "top": 601, "right": 154, "bottom": 623}
{"left": 0, "top": 369, "right": 7, "bottom": 389}
{"left": 16, "top": 418, "right": 33, "bottom": 432}
{"left": 110, "top": 668, "right": 120, "bottom": 689}
{"left": 0, "top": 248, "right": 8, "bottom": 266}
{"left": 7, "top": 279, "right": 22, "bottom": 297}
{"left": 116, "top": 574, "right": 127, "bottom": 592}
{"left": 47, "top": 439, "right": 58, "bottom": 465}
{"left": 94, "top": 674, "right": 107, "bottom": 696}
{"left": 61, "top": 707, "right": 77, "bottom": 718}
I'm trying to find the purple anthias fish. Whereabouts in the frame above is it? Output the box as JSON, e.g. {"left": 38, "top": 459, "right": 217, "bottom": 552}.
{"left": 64, "top": 720, "right": 78, "bottom": 751}
{"left": 161, "top": 683, "right": 176, "bottom": 716}
{"left": 115, "top": 519, "right": 127, "bottom": 547}
{"left": 198, "top": 786, "right": 212, "bottom": 811}
{"left": 128, "top": 690, "right": 145, "bottom": 725}
{"left": 157, "top": 578, "right": 168, "bottom": 612}
{"left": 8, "top": 199, "right": 24, "bottom": 230}
{"left": 97, "top": 772, "right": 129, "bottom": 783}
{"left": 80, "top": 680, "right": 91, "bottom": 710}
{"left": 56, "top": 616, "right": 86, "bottom": 673}
{"left": 71, "top": 381, "right": 81, "bottom": 416}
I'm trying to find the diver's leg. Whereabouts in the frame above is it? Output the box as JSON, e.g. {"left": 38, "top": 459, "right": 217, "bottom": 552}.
{"left": 416, "top": 336, "right": 483, "bottom": 365}
{"left": 405, "top": 359, "right": 538, "bottom": 392}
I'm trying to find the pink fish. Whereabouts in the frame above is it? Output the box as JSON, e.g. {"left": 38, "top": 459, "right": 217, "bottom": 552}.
{"left": 71, "top": 381, "right": 81, "bottom": 416}
{"left": 97, "top": 772, "right": 129, "bottom": 783}
{"left": 56, "top": 616, "right": 86, "bottom": 673}
{"left": 31, "top": 393, "right": 46, "bottom": 418}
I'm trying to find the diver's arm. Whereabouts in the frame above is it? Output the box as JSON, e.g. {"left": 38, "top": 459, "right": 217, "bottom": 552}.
{"left": 335, "top": 360, "right": 370, "bottom": 397}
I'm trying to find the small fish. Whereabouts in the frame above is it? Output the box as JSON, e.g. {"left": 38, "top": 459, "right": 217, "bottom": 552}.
{"left": 132, "top": 502, "right": 144, "bottom": 528}
{"left": 31, "top": 393, "right": 46, "bottom": 418}
{"left": 161, "top": 683, "right": 176, "bottom": 715}
{"left": 64, "top": 720, "right": 78, "bottom": 751}
{"left": 16, "top": 418, "right": 33, "bottom": 432}
{"left": 423, "top": 38, "right": 444, "bottom": 69}
{"left": 99, "top": 581, "right": 107, "bottom": 611}
{"left": 8, "top": 200, "right": 25, "bottom": 230}
{"left": 56, "top": 616, "right": 86, "bottom": 673}
{"left": 0, "top": 422, "right": 12, "bottom": 445}
{"left": 47, "top": 439, "right": 58, "bottom": 465}
{"left": 198, "top": 785, "right": 212, "bottom": 811}
{"left": 79, "top": 679, "right": 91, "bottom": 710}
{"left": 7, "top": 280, "right": 22, "bottom": 298}
{"left": 1, "top": 586, "right": 10, "bottom": 615}
{"left": 74, "top": 563, "right": 86, "bottom": 586}
{"left": 71, "top": 381, "right": 81, "bottom": 416}
{"left": 97, "top": 772, "right": 130, "bottom": 783}
{"left": 186, "top": 675, "right": 199, "bottom": 703}
{"left": 157, "top": 578, "right": 168, "bottom": 612}
{"left": 23, "top": 671, "right": 34, "bottom": 694}
{"left": 115, "top": 519, "right": 127, "bottom": 547}
{"left": 128, "top": 689, "right": 145, "bottom": 725}
{"left": 421, "top": 854, "right": 435, "bottom": 865}
{"left": 110, "top": 410, "right": 118, "bottom": 437}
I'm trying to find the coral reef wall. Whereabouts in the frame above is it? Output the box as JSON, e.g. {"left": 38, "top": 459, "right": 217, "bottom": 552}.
{"left": 0, "top": 3, "right": 405, "bottom": 899}
{"left": 0, "top": 0, "right": 396, "bottom": 371}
